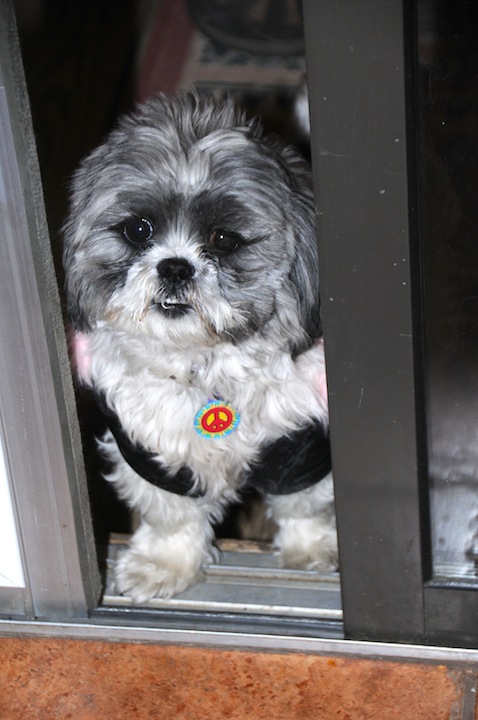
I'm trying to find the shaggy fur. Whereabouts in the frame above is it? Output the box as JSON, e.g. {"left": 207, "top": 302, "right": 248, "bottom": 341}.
{"left": 64, "top": 92, "right": 337, "bottom": 602}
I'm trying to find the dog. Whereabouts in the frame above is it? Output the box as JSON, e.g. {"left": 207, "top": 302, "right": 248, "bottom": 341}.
{"left": 63, "top": 92, "right": 337, "bottom": 603}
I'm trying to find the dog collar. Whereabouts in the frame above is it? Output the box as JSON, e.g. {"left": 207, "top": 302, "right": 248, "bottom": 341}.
{"left": 94, "top": 391, "right": 330, "bottom": 498}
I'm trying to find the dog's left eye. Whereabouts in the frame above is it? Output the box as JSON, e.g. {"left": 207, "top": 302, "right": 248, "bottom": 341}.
{"left": 122, "top": 217, "right": 154, "bottom": 245}
{"left": 208, "top": 229, "right": 242, "bottom": 253}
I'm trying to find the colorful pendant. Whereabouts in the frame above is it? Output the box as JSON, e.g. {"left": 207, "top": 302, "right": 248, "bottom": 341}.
{"left": 194, "top": 399, "right": 240, "bottom": 439}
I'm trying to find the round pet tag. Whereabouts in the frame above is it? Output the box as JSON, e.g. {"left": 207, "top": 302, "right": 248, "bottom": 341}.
{"left": 194, "top": 399, "right": 240, "bottom": 439}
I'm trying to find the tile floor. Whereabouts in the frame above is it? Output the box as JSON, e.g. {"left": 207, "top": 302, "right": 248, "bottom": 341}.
{"left": 0, "top": 637, "right": 476, "bottom": 719}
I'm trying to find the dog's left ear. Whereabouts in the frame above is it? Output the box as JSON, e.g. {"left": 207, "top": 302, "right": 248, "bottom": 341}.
{"left": 246, "top": 121, "right": 322, "bottom": 354}
{"left": 274, "top": 141, "right": 322, "bottom": 353}
{"left": 289, "top": 173, "right": 322, "bottom": 348}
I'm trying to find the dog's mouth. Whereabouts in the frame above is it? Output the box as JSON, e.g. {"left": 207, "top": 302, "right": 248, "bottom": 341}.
{"left": 153, "top": 299, "right": 192, "bottom": 318}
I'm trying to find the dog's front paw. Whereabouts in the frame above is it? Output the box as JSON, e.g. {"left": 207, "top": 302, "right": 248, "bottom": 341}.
{"left": 113, "top": 520, "right": 215, "bottom": 602}
{"left": 114, "top": 546, "right": 204, "bottom": 603}
{"left": 268, "top": 475, "right": 338, "bottom": 573}
{"left": 275, "top": 516, "right": 338, "bottom": 572}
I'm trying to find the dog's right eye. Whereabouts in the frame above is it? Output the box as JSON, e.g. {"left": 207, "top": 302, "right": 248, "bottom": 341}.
{"left": 122, "top": 217, "right": 154, "bottom": 245}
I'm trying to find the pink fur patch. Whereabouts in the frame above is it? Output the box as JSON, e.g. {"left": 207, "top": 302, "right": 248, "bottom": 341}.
{"left": 313, "top": 339, "right": 328, "bottom": 409}
{"left": 68, "top": 330, "right": 92, "bottom": 383}
{"left": 314, "top": 370, "right": 329, "bottom": 409}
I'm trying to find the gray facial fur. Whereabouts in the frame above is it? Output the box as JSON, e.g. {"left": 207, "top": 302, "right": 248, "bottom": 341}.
{"left": 63, "top": 92, "right": 321, "bottom": 354}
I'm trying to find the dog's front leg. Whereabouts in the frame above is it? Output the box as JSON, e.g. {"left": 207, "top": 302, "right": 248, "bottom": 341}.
{"left": 114, "top": 489, "right": 219, "bottom": 603}
{"left": 266, "top": 473, "right": 339, "bottom": 573}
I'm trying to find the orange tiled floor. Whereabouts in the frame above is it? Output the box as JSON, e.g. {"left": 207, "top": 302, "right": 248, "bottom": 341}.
{"left": 0, "top": 637, "right": 472, "bottom": 719}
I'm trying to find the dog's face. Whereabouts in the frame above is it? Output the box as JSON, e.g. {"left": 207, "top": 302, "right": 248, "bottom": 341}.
{"left": 63, "top": 93, "right": 320, "bottom": 354}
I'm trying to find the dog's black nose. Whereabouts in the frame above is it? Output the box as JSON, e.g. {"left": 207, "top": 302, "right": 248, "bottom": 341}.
{"left": 157, "top": 258, "right": 195, "bottom": 284}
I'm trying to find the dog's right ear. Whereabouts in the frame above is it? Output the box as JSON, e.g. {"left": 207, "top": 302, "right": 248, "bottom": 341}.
{"left": 65, "top": 296, "right": 91, "bottom": 334}
{"left": 62, "top": 233, "right": 90, "bottom": 333}
{"left": 62, "top": 178, "right": 98, "bottom": 334}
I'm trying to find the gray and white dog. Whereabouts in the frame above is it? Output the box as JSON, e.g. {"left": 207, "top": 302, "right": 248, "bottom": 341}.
{"left": 64, "top": 92, "right": 337, "bottom": 603}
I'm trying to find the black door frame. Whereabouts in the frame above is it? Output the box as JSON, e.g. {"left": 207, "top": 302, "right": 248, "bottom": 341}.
{"left": 303, "top": 0, "right": 478, "bottom": 647}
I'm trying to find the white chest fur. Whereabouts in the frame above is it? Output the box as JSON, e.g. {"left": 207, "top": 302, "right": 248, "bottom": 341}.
{"left": 82, "top": 328, "right": 328, "bottom": 490}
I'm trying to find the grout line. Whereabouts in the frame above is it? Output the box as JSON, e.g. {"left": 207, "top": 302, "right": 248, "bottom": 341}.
{"left": 459, "top": 671, "right": 477, "bottom": 720}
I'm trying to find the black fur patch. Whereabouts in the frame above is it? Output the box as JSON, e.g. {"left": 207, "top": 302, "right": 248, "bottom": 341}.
{"left": 246, "top": 422, "right": 331, "bottom": 495}
{"left": 95, "top": 391, "right": 204, "bottom": 498}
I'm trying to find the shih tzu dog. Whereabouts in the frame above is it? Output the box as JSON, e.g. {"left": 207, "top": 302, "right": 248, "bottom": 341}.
{"left": 63, "top": 92, "right": 337, "bottom": 603}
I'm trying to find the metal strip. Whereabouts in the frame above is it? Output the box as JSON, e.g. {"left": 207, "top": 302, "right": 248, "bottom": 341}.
{"left": 102, "top": 540, "right": 342, "bottom": 621}
{"left": 1, "top": 618, "right": 478, "bottom": 666}
{"left": 0, "top": 0, "right": 100, "bottom": 618}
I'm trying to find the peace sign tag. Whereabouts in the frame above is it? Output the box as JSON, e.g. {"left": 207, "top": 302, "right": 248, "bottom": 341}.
{"left": 194, "top": 399, "right": 240, "bottom": 439}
